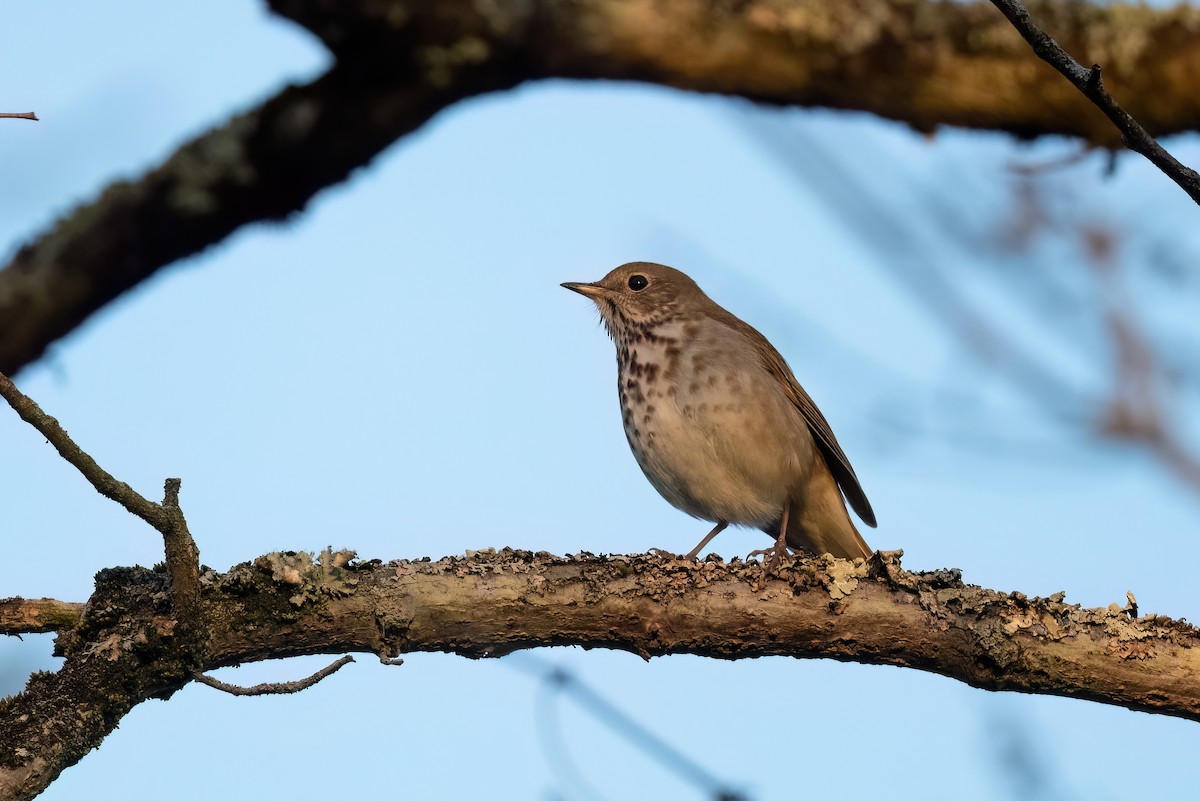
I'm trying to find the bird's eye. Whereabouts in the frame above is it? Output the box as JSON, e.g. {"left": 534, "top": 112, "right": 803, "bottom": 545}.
{"left": 628, "top": 274, "right": 649, "bottom": 291}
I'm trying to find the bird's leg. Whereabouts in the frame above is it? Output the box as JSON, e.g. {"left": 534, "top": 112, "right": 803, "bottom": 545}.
{"left": 682, "top": 520, "right": 729, "bottom": 560}
{"left": 747, "top": 504, "right": 792, "bottom": 566}
{"left": 651, "top": 520, "right": 728, "bottom": 560}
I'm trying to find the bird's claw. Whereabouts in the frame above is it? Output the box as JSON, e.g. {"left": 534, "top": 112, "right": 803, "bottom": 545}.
{"left": 746, "top": 541, "right": 794, "bottom": 567}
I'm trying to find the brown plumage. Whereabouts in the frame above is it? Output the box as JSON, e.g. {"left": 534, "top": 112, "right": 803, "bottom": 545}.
{"left": 563, "top": 262, "right": 876, "bottom": 561}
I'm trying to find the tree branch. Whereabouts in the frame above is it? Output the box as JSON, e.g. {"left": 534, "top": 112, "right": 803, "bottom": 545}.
{"left": 6, "top": 0, "right": 1200, "bottom": 376}
{"left": 158, "top": 478, "right": 203, "bottom": 643}
{"left": 0, "top": 373, "right": 167, "bottom": 530}
{"left": 0, "top": 567, "right": 194, "bottom": 801}
{"left": 0, "top": 50, "right": 521, "bottom": 377}
{"left": 193, "top": 655, "right": 355, "bottom": 696}
{"left": 988, "top": 0, "right": 1200, "bottom": 205}
{"left": 0, "top": 598, "right": 84, "bottom": 635}
{"left": 0, "top": 113, "right": 37, "bottom": 121}
{"left": 0, "top": 373, "right": 202, "bottom": 640}
{"left": 2, "top": 549, "right": 1196, "bottom": 799}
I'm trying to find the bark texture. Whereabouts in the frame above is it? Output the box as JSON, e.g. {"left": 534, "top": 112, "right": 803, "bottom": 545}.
{"left": 4, "top": 0, "right": 1200, "bottom": 375}
{"left": 0, "top": 599, "right": 84, "bottom": 635}
{"left": 2, "top": 549, "right": 1197, "bottom": 800}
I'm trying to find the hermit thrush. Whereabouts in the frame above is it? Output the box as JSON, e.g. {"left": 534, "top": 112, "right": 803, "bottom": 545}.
{"left": 563, "top": 262, "right": 876, "bottom": 562}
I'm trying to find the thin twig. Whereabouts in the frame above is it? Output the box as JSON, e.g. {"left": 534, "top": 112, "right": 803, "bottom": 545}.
{"left": 1007, "top": 144, "right": 1096, "bottom": 176}
{"left": 988, "top": 0, "right": 1200, "bottom": 205}
{"left": 0, "top": 112, "right": 37, "bottom": 121}
{"left": 193, "top": 656, "right": 355, "bottom": 696}
{"left": 0, "top": 371, "right": 168, "bottom": 532}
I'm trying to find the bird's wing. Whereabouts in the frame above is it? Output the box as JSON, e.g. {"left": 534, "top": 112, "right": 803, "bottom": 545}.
{"left": 733, "top": 317, "right": 878, "bottom": 528}
{"left": 781, "top": 375, "right": 876, "bottom": 527}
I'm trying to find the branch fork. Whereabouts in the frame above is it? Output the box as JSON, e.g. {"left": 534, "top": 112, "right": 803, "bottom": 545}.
{"left": 0, "top": 372, "right": 203, "bottom": 635}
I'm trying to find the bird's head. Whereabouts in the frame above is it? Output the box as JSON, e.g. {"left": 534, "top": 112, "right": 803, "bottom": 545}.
{"left": 561, "top": 262, "right": 707, "bottom": 338}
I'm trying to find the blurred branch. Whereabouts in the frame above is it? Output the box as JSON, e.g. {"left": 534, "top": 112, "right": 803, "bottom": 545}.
{"left": 985, "top": 707, "right": 1072, "bottom": 801}
{"left": 989, "top": 0, "right": 1200, "bottom": 205}
{"left": 515, "top": 653, "right": 749, "bottom": 800}
{"left": 8, "top": 0, "right": 1200, "bottom": 375}
{"left": 0, "top": 112, "right": 37, "bottom": 121}
{"left": 1092, "top": 259, "right": 1200, "bottom": 492}
{"left": 1007, "top": 145, "right": 1096, "bottom": 177}
{"left": 740, "top": 107, "right": 1200, "bottom": 497}
{"left": 3, "top": 548, "right": 1198, "bottom": 800}
{"left": 737, "top": 114, "right": 1090, "bottom": 422}
{"left": 0, "top": 60, "right": 518, "bottom": 376}
{"left": 522, "top": 657, "right": 747, "bottom": 801}
{"left": 987, "top": 179, "right": 1200, "bottom": 495}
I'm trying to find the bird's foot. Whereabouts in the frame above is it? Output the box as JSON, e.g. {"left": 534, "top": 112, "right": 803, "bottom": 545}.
{"left": 746, "top": 532, "right": 794, "bottom": 568}
{"left": 745, "top": 543, "right": 791, "bottom": 566}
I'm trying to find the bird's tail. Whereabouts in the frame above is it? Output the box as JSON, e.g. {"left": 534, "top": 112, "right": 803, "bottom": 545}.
{"left": 781, "top": 466, "right": 873, "bottom": 560}
{"left": 784, "top": 511, "right": 872, "bottom": 560}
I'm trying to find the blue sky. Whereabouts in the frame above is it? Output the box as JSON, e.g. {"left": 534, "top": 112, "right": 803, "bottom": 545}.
{"left": 3, "top": 3, "right": 1200, "bottom": 799}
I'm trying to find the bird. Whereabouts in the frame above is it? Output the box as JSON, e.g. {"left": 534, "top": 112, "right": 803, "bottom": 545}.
{"left": 562, "top": 262, "right": 876, "bottom": 562}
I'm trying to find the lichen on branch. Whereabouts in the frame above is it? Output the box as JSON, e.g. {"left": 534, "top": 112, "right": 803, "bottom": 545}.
{"left": 3, "top": 547, "right": 1198, "bottom": 800}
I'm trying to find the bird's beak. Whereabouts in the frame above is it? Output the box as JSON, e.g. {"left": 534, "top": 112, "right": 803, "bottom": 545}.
{"left": 561, "top": 281, "right": 606, "bottom": 299}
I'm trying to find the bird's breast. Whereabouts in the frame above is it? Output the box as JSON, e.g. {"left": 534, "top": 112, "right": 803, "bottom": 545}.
{"left": 615, "top": 330, "right": 679, "bottom": 459}
{"left": 612, "top": 319, "right": 813, "bottom": 525}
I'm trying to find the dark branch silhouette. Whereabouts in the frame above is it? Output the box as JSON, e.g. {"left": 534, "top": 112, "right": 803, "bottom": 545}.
{"left": 989, "top": 0, "right": 1200, "bottom": 204}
